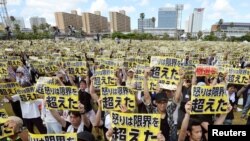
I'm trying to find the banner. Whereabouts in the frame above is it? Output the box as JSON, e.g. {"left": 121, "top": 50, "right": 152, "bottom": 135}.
{"left": 0, "top": 82, "right": 20, "bottom": 96}
{"left": 16, "top": 86, "right": 37, "bottom": 102}
{"left": 44, "top": 85, "right": 78, "bottom": 111}
{"left": 195, "top": 66, "right": 218, "bottom": 76}
{"left": 29, "top": 133, "right": 77, "bottom": 141}
{"left": 0, "top": 62, "right": 7, "bottom": 77}
{"left": 191, "top": 85, "right": 229, "bottom": 114}
{"left": 0, "top": 109, "right": 8, "bottom": 118}
{"left": 182, "top": 65, "right": 195, "bottom": 80}
{"left": 227, "top": 68, "right": 250, "bottom": 85}
{"left": 43, "top": 85, "right": 78, "bottom": 95}
{"left": 150, "top": 56, "right": 182, "bottom": 67}
{"left": 111, "top": 111, "right": 161, "bottom": 141}
{"left": 101, "top": 86, "right": 136, "bottom": 111}
{"left": 151, "top": 66, "right": 180, "bottom": 85}
{"left": 0, "top": 118, "right": 14, "bottom": 139}
{"left": 67, "top": 67, "right": 87, "bottom": 76}
{"left": 94, "top": 69, "right": 116, "bottom": 88}
{"left": 64, "top": 61, "right": 86, "bottom": 67}
{"left": 35, "top": 77, "right": 60, "bottom": 95}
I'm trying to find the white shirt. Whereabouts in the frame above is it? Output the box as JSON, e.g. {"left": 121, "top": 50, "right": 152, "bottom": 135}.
{"left": 41, "top": 101, "right": 58, "bottom": 123}
{"left": 67, "top": 122, "right": 84, "bottom": 133}
{"left": 12, "top": 95, "right": 42, "bottom": 119}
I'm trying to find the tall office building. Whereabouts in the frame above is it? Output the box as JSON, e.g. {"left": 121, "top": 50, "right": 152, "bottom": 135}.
{"left": 82, "top": 11, "right": 108, "bottom": 33}
{"left": 109, "top": 10, "right": 130, "bottom": 32}
{"left": 158, "top": 5, "right": 183, "bottom": 29}
{"left": 30, "top": 17, "right": 46, "bottom": 27}
{"left": 187, "top": 8, "right": 204, "bottom": 33}
{"left": 138, "top": 18, "right": 155, "bottom": 32}
{"left": 55, "top": 10, "right": 82, "bottom": 33}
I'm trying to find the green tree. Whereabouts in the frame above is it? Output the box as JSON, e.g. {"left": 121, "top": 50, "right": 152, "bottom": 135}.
{"left": 14, "top": 24, "right": 20, "bottom": 33}
{"left": 187, "top": 32, "right": 192, "bottom": 40}
{"left": 140, "top": 13, "right": 145, "bottom": 33}
{"left": 32, "top": 25, "right": 38, "bottom": 34}
{"left": 10, "top": 16, "right": 15, "bottom": 22}
{"left": 151, "top": 17, "right": 156, "bottom": 28}
{"left": 197, "top": 31, "right": 203, "bottom": 39}
{"left": 39, "top": 24, "right": 46, "bottom": 31}
{"left": 162, "top": 33, "right": 169, "bottom": 40}
{"left": 222, "top": 32, "right": 227, "bottom": 40}
{"left": 218, "top": 19, "right": 223, "bottom": 31}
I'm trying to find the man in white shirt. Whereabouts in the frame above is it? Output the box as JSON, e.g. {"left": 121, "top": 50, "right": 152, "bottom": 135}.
{"left": 6, "top": 95, "right": 47, "bottom": 134}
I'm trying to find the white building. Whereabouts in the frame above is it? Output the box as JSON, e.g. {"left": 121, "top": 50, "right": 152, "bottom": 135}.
{"left": 187, "top": 8, "right": 204, "bottom": 33}
{"left": 30, "top": 17, "right": 47, "bottom": 27}
{"left": 138, "top": 18, "right": 155, "bottom": 32}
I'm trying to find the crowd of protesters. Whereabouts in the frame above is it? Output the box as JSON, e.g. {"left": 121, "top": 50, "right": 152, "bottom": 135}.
{"left": 0, "top": 39, "right": 250, "bottom": 141}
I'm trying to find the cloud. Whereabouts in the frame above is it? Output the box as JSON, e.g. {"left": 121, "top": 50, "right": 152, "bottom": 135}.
{"left": 90, "top": 0, "right": 108, "bottom": 12}
{"left": 109, "top": 6, "right": 136, "bottom": 14}
{"left": 212, "top": 0, "right": 234, "bottom": 12}
{"left": 139, "top": 0, "right": 150, "bottom": 6}
{"left": 19, "top": 0, "right": 88, "bottom": 27}
{"left": 8, "top": 0, "right": 21, "bottom": 5}
{"left": 184, "top": 3, "right": 191, "bottom": 11}
{"left": 164, "top": 3, "right": 175, "bottom": 7}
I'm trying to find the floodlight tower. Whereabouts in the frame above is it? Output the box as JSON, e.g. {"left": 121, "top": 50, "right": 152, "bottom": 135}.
{"left": 0, "top": 0, "right": 10, "bottom": 26}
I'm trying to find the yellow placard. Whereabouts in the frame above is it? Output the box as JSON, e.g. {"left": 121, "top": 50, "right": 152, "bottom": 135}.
{"left": 35, "top": 77, "right": 60, "bottom": 95}
{"left": 44, "top": 85, "right": 78, "bottom": 111}
{"left": 67, "top": 67, "right": 87, "bottom": 76}
{"left": 191, "top": 85, "right": 229, "bottom": 114}
{"left": 0, "top": 109, "right": 8, "bottom": 118}
{"left": 0, "top": 62, "right": 7, "bottom": 76}
{"left": 43, "top": 84, "right": 78, "bottom": 95}
{"left": 111, "top": 111, "right": 161, "bottom": 141}
{"left": 29, "top": 133, "right": 77, "bottom": 141}
{"left": 101, "top": 86, "right": 136, "bottom": 111}
{"left": 150, "top": 56, "right": 182, "bottom": 67}
{"left": 0, "top": 82, "right": 20, "bottom": 96}
{"left": 45, "top": 94, "right": 79, "bottom": 111}
{"left": 64, "top": 61, "right": 86, "bottom": 67}
{"left": 94, "top": 69, "right": 116, "bottom": 88}
{"left": 151, "top": 66, "right": 180, "bottom": 85}
{"left": 7, "top": 60, "right": 22, "bottom": 66}
{"left": 0, "top": 118, "right": 14, "bottom": 139}
{"left": 16, "top": 86, "right": 37, "bottom": 102}
{"left": 227, "top": 68, "right": 250, "bottom": 85}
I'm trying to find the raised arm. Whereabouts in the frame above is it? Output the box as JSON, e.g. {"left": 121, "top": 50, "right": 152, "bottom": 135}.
{"left": 89, "top": 76, "right": 99, "bottom": 102}
{"left": 94, "top": 98, "right": 103, "bottom": 127}
{"left": 237, "top": 80, "right": 250, "bottom": 97}
{"left": 50, "top": 109, "right": 67, "bottom": 128}
{"left": 143, "top": 68, "right": 151, "bottom": 104}
{"left": 178, "top": 101, "right": 192, "bottom": 141}
{"left": 79, "top": 103, "right": 91, "bottom": 128}
{"left": 174, "top": 69, "right": 185, "bottom": 103}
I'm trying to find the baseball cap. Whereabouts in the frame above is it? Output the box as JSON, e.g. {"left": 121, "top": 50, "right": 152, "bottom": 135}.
{"left": 77, "top": 131, "right": 95, "bottom": 141}
{"left": 128, "top": 68, "right": 135, "bottom": 73}
{"left": 16, "top": 67, "right": 25, "bottom": 73}
{"left": 155, "top": 92, "right": 168, "bottom": 102}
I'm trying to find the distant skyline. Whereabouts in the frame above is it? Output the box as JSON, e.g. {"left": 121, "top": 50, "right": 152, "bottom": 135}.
{"left": 6, "top": 0, "right": 250, "bottom": 31}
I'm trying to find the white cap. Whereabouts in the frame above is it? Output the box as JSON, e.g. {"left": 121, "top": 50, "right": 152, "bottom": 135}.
{"left": 197, "top": 82, "right": 206, "bottom": 86}
{"left": 16, "top": 67, "right": 25, "bottom": 74}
